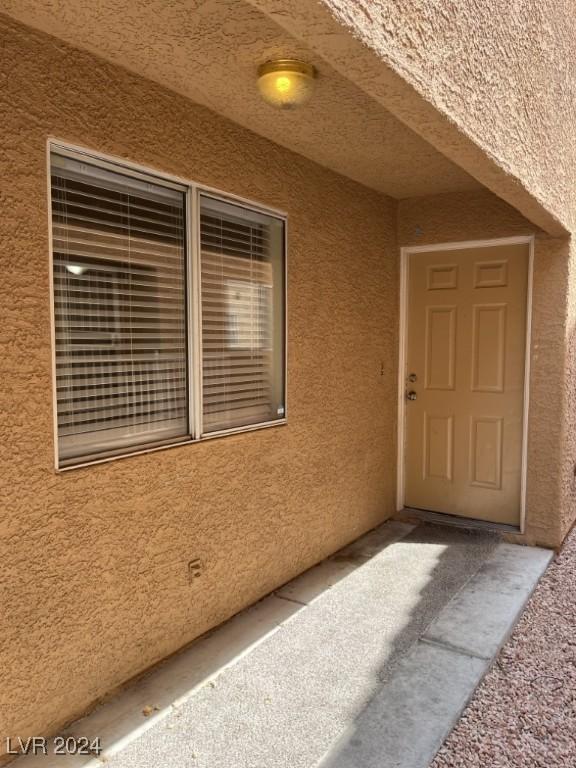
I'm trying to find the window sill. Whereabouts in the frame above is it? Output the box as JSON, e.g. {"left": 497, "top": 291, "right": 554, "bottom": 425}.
{"left": 56, "top": 419, "right": 288, "bottom": 472}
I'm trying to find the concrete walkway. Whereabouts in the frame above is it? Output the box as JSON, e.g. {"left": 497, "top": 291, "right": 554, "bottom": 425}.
{"left": 16, "top": 521, "right": 552, "bottom": 768}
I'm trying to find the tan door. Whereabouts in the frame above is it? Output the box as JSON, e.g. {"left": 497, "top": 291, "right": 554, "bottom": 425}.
{"left": 404, "top": 243, "right": 529, "bottom": 525}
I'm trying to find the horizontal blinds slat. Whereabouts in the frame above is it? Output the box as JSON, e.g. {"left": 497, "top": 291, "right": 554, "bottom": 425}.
{"left": 57, "top": 379, "right": 184, "bottom": 397}
{"left": 57, "top": 364, "right": 183, "bottom": 379}
{"left": 204, "top": 400, "right": 270, "bottom": 413}
{"left": 57, "top": 403, "right": 186, "bottom": 422}
{"left": 55, "top": 322, "right": 186, "bottom": 333}
{"left": 201, "top": 212, "right": 272, "bottom": 231}
{"left": 55, "top": 295, "right": 183, "bottom": 309}
{"left": 58, "top": 388, "right": 186, "bottom": 414}
{"left": 55, "top": 354, "right": 184, "bottom": 367}
{"left": 52, "top": 224, "right": 180, "bottom": 261}
{"left": 203, "top": 350, "right": 270, "bottom": 361}
{"left": 203, "top": 391, "right": 269, "bottom": 406}
{"left": 51, "top": 194, "right": 184, "bottom": 227}
{"left": 55, "top": 309, "right": 185, "bottom": 322}
{"left": 59, "top": 408, "right": 187, "bottom": 434}
{"left": 202, "top": 286, "right": 271, "bottom": 297}
{"left": 201, "top": 232, "right": 270, "bottom": 251}
{"left": 202, "top": 318, "right": 271, "bottom": 328}
{"left": 51, "top": 153, "right": 185, "bottom": 201}
{"left": 202, "top": 331, "right": 272, "bottom": 341}
{"left": 51, "top": 181, "right": 184, "bottom": 218}
{"left": 52, "top": 208, "right": 183, "bottom": 241}
{"left": 201, "top": 220, "right": 270, "bottom": 237}
{"left": 52, "top": 154, "right": 188, "bottom": 460}
{"left": 204, "top": 370, "right": 269, "bottom": 381}
{"left": 58, "top": 378, "right": 185, "bottom": 396}
{"left": 53, "top": 220, "right": 184, "bottom": 248}
{"left": 56, "top": 347, "right": 185, "bottom": 356}
{"left": 54, "top": 272, "right": 184, "bottom": 296}
{"left": 56, "top": 325, "right": 186, "bottom": 335}
{"left": 200, "top": 247, "right": 269, "bottom": 263}
{"left": 54, "top": 274, "right": 185, "bottom": 292}
{"left": 203, "top": 394, "right": 268, "bottom": 409}
{"left": 53, "top": 242, "right": 184, "bottom": 267}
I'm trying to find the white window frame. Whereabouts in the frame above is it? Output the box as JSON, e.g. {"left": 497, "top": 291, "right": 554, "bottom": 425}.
{"left": 47, "top": 140, "right": 288, "bottom": 471}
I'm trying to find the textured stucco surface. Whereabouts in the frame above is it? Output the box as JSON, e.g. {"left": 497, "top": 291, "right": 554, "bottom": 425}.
{"left": 0, "top": 16, "right": 399, "bottom": 750}
{"left": 330, "top": 0, "right": 576, "bottom": 231}
{"left": 560, "top": 257, "right": 576, "bottom": 541}
{"left": 398, "top": 191, "right": 571, "bottom": 549}
{"left": 3, "top": 3, "right": 576, "bottom": 753}
{"left": 0, "top": 0, "right": 479, "bottom": 200}
{"left": 246, "top": 0, "right": 573, "bottom": 236}
{"left": 367, "top": 0, "right": 576, "bottom": 552}
{"left": 241, "top": 0, "right": 576, "bottom": 543}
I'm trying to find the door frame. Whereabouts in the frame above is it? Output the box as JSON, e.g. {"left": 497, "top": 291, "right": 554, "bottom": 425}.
{"left": 396, "top": 235, "right": 535, "bottom": 532}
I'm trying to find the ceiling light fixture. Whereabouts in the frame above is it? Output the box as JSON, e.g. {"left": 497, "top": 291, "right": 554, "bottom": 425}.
{"left": 257, "top": 59, "right": 317, "bottom": 109}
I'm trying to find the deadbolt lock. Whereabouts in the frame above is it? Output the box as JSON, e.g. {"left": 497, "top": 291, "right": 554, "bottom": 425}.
{"left": 408, "top": 373, "right": 417, "bottom": 383}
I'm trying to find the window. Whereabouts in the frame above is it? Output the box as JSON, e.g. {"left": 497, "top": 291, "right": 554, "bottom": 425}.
{"left": 200, "top": 197, "right": 285, "bottom": 433}
{"left": 50, "top": 148, "right": 286, "bottom": 467}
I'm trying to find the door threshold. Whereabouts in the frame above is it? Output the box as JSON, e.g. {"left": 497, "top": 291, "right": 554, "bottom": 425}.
{"left": 397, "top": 507, "right": 521, "bottom": 534}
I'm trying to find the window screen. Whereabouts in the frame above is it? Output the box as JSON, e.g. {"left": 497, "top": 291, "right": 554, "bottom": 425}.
{"left": 51, "top": 153, "right": 188, "bottom": 463}
{"left": 200, "top": 196, "right": 285, "bottom": 433}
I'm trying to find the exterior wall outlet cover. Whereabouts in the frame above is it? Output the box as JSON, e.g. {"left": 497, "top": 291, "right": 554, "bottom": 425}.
{"left": 188, "top": 558, "right": 203, "bottom": 582}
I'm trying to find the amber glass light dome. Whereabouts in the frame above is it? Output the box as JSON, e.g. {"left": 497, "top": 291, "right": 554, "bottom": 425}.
{"left": 257, "top": 59, "right": 317, "bottom": 109}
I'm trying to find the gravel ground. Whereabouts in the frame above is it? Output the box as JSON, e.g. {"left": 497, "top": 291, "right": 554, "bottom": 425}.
{"left": 432, "top": 529, "right": 576, "bottom": 768}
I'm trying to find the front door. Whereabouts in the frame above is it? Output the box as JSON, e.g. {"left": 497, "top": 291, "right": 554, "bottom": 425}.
{"left": 404, "top": 243, "right": 529, "bottom": 525}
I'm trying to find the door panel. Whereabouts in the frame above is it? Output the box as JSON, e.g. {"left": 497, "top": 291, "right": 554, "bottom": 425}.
{"left": 404, "top": 244, "right": 528, "bottom": 525}
{"left": 471, "top": 304, "right": 506, "bottom": 392}
{"left": 469, "top": 416, "right": 503, "bottom": 489}
{"left": 423, "top": 413, "right": 453, "bottom": 481}
{"left": 424, "top": 306, "right": 456, "bottom": 390}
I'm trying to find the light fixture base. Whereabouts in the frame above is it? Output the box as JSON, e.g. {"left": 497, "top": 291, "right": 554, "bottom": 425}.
{"left": 257, "top": 59, "right": 316, "bottom": 79}
{"left": 257, "top": 59, "right": 317, "bottom": 109}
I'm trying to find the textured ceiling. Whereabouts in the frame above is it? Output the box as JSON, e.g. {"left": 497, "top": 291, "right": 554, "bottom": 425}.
{"left": 0, "top": 0, "right": 480, "bottom": 199}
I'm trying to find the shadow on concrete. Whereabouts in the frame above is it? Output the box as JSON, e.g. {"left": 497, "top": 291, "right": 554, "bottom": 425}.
{"left": 314, "top": 522, "right": 502, "bottom": 768}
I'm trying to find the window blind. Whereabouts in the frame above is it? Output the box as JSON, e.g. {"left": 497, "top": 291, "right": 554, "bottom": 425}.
{"left": 51, "top": 154, "right": 188, "bottom": 463}
{"left": 200, "top": 196, "right": 285, "bottom": 433}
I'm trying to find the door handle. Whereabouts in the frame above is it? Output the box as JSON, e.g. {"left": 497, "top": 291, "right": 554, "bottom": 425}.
{"left": 406, "top": 390, "right": 417, "bottom": 401}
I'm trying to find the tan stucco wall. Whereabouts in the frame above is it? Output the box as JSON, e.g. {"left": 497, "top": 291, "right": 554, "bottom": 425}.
{"left": 0, "top": 17, "right": 399, "bottom": 747}
{"left": 0, "top": 0, "right": 480, "bottom": 201}
{"left": 247, "top": 0, "right": 576, "bottom": 543}
{"left": 340, "top": 0, "right": 576, "bottom": 549}
{"left": 398, "top": 191, "right": 572, "bottom": 548}
{"left": 561, "top": 256, "right": 576, "bottom": 540}
{"left": 2, "top": 6, "right": 576, "bottom": 751}
{"left": 322, "top": 0, "right": 576, "bottom": 232}
{"left": 246, "top": 0, "right": 576, "bottom": 236}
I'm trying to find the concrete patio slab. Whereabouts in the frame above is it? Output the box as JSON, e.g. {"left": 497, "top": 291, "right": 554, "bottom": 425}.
{"left": 423, "top": 543, "right": 554, "bottom": 660}
{"left": 275, "top": 521, "right": 412, "bottom": 604}
{"left": 12, "top": 594, "right": 304, "bottom": 768}
{"left": 317, "top": 544, "right": 554, "bottom": 768}
{"left": 13, "top": 521, "right": 552, "bottom": 768}
{"left": 317, "top": 641, "right": 488, "bottom": 768}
